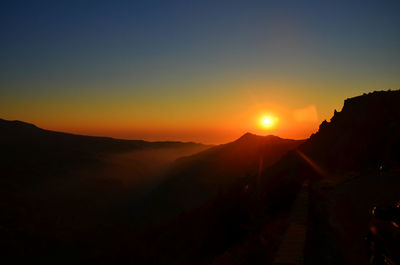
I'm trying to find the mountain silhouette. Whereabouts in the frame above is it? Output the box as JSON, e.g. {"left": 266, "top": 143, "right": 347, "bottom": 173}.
{"left": 127, "top": 134, "right": 309, "bottom": 265}
{"left": 2, "top": 90, "right": 400, "bottom": 265}
{"left": 138, "top": 133, "right": 303, "bottom": 225}
{"left": 0, "top": 117, "right": 209, "bottom": 183}
{"left": 0, "top": 118, "right": 210, "bottom": 265}
{"left": 132, "top": 90, "right": 400, "bottom": 265}
{"left": 299, "top": 90, "right": 400, "bottom": 173}
{"left": 294, "top": 90, "right": 400, "bottom": 264}
{"left": 0, "top": 117, "right": 207, "bottom": 154}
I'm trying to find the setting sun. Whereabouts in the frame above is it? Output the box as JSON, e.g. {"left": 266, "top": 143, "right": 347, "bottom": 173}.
{"left": 260, "top": 115, "right": 278, "bottom": 130}
{"left": 263, "top": 117, "right": 272, "bottom": 125}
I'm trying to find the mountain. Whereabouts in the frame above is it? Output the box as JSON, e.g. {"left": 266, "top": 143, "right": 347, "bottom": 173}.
{"left": 0, "top": 118, "right": 209, "bottom": 184}
{"left": 0, "top": 118, "right": 211, "bottom": 265}
{"left": 294, "top": 90, "right": 400, "bottom": 264}
{"left": 300, "top": 90, "right": 400, "bottom": 173}
{"left": 0, "top": 117, "right": 211, "bottom": 215}
{"left": 127, "top": 135, "right": 306, "bottom": 265}
{"left": 0, "top": 119, "right": 303, "bottom": 265}
{"left": 133, "top": 90, "right": 400, "bottom": 265}
{"left": 138, "top": 133, "right": 304, "bottom": 224}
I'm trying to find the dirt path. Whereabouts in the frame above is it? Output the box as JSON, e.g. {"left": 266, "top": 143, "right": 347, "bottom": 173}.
{"left": 272, "top": 185, "right": 309, "bottom": 265}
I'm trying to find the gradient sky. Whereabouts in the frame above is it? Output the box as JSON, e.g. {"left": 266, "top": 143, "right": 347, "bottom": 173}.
{"left": 1, "top": 0, "right": 400, "bottom": 143}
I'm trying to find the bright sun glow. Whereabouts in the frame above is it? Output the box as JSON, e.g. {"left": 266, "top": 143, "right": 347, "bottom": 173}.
{"left": 263, "top": 117, "right": 272, "bottom": 126}
{"left": 260, "top": 115, "right": 278, "bottom": 130}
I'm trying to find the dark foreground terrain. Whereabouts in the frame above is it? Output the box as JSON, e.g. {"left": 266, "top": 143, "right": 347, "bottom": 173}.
{"left": 1, "top": 90, "right": 400, "bottom": 265}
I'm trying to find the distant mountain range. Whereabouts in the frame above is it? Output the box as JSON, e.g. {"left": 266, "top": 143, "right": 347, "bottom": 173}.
{"left": 0, "top": 117, "right": 208, "bottom": 156}
{"left": 1, "top": 90, "right": 400, "bottom": 265}
{"left": 0, "top": 118, "right": 211, "bottom": 265}
{"left": 0, "top": 117, "right": 209, "bottom": 184}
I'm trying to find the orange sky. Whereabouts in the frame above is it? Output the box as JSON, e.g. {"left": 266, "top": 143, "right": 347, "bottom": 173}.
{"left": 1, "top": 76, "right": 398, "bottom": 144}
{"left": 2, "top": 2, "right": 399, "bottom": 144}
{"left": 2, "top": 81, "right": 383, "bottom": 144}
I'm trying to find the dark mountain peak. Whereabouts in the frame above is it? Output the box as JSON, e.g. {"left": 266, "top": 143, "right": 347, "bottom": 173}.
{"left": 302, "top": 89, "right": 400, "bottom": 171}
{"left": 237, "top": 132, "right": 260, "bottom": 141}
{"left": 343, "top": 89, "right": 400, "bottom": 107}
{"left": 0, "top": 118, "right": 39, "bottom": 130}
{"left": 241, "top": 131, "right": 256, "bottom": 138}
{"left": 0, "top": 117, "right": 210, "bottom": 155}
{"left": 314, "top": 89, "right": 400, "bottom": 134}
{"left": 150, "top": 130, "right": 303, "bottom": 224}
{"left": 236, "top": 132, "right": 283, "bottom": 144}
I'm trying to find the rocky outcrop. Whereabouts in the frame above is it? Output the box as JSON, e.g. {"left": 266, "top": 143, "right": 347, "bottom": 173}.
{"left": 301, "top": 90, "right": 400, "bottom": 172}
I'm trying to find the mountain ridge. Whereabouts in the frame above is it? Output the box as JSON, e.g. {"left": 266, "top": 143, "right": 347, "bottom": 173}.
{"left": 300, "top": 90, "right": 400, "bottom": 173}
{"left": 0, "top": 117, "right": 206, "bottom": 146}
{"left": 137, "top": 132, "right": 304, "bottom": 225}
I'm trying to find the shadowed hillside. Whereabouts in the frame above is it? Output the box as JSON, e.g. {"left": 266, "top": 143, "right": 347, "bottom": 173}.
{"left": 125, "top": 135, "right": 306, "bottom": 265}
{"left": 296, "top": 90, "right": 400, "bottom": 265}
{"left": 0, "top": 118, "right": 209, "bottom": 184}
{"left": 138, "top": 134, "right": 304, "bottom": 224}
{"left": 301, "top": 90, "right": 400, "bottom": 172}
{"left": 135, "top": 90, "right": 400, "bottom": 265}
{"left": 0, "top": 118, "right": 210, "bottom": 265}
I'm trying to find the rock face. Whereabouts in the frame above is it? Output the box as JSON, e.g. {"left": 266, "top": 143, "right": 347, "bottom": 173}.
{"left": 300, "top": 90, "right": 400, "bottom": 172}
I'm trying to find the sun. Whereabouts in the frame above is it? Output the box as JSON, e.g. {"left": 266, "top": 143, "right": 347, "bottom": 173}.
{"left": 260, "top": 115, "right": 278, "bottom": 130}
{"left": 263, "top": 117, "right": 272, "bottom": 126}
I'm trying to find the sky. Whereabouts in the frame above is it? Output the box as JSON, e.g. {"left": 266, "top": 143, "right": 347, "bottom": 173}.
{"left": 1, "top": 0, "right": 400, "bottom": 144}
